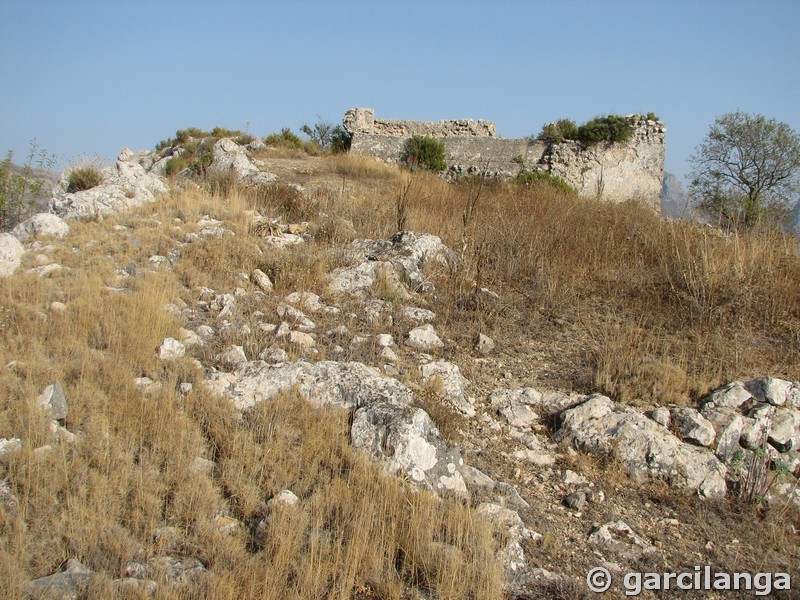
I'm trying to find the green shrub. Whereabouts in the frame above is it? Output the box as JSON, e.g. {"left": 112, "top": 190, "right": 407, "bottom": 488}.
{"left": 536, "top": 115, "right": 635, "bottom": 147}
{"left": 67, "top": 165, "right": 103, "bottom": 193}
{"left": 265, "top": 128, "right": 306, "bottom": 150}
{"left": 646, "top": 112, "right": 659, "bottom": 122}
{"left": 516, "top": 170, "right": 576, "bottom": 195}
{"left": 538, "top": 119, "right": 579, "bottom": 144}
{"left": 300, "top": 121, "right": 352, "bottom": 154}
{"left": 577, "top": 115, "right": 634, "bottom": 146}
{"left": 163, "top": 156, "right": 190, "bottom": 177}
{"left": 0, "top": 141, "right": 55, "bottom": 231}
{"left": 402, "top": 135, "right": 447, "bottom": 172}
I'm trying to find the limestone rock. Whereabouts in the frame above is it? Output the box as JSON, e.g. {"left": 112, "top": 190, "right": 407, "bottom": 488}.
{"left": 701, "top": 407, "right": 745, "bottom": 463}
{"left": 556, "top": 394, "right": 727, "bottom": 497}
{"left": 474, "top": 332, "right": 495, "bottom": 354}
{"left": 288, "top": 330, "right": 316, "bottom": 349}
{"left": 419, "top": 360, "right": 474, "bottom": 416}
{"left": 647, "top": 407, "right": 671, "bottom": 428}
{"left": 767, "top": 408, "right": 800, "bottom": 452}
{"left": 38, "top": 382, "right": 68, "bottom": 421}
{"left": 207, "top": 138, "right": 276, "bottom": 186}
{"left": 151, "top": 556, "right": 206, "bottom": 584}
{"left": 701, "top": 380, "right": 752, "bottom": 410}
{"left": 0, "top": 438, "right": 22, "bottom": 457}
{"left": 745, "top": 376, "right": 799, "bottom": 407}
{"left": 399, "top": 306, "right": 436, "bottom": 324}
{"left": 268, "top": 489, "right": 300, "bottom": 507}
{"left": 217, "top": 345, "right": 248, "bottom": 369}
{"left": 26, "top": 559, "right": 94, "bottom": 600}
{"left": 12, "top": 213, "right": 70, "bottom": 241}
{"left": 51, "top": 149, "right": 168, "bottom": 220}
{"left": 0, "top": 233, "right": 24, "bottom": 277}
{"left": 251, "top": 268, "right": 274, "bottom": 293}
{"left": 588, "top": 520, "right": 656, "bottom": 562}
{"left": 460, "top": 464, "right": 495, "bottom": 489}
{"left": 563, "top": 491, "right": 586, "bottom": 511}
{"left": 671, "top": 408, "right": 716, "bottom": 447}
{"left": 206, "top": 360, "right": 466, "bottom": 496}
{"left": 405, "top": 323, "right": 444, "bottom": 351}
{"left": 477, "top": 502, "right": 541, "bottom": 577}
{"left": 159, "top": 337, "right": 186, "bottom": 360}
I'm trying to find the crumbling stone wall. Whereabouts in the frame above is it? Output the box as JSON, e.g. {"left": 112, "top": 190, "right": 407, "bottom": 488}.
{"left": 343, "top": 108, "right": 666, "bottom": 211}
{"left": 343, "top": 108, "right": 496, "bottom": 138}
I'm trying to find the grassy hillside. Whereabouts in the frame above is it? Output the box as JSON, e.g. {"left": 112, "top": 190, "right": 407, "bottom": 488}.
{"left": 1, "top": 150, "right": 798, "bottom": 598}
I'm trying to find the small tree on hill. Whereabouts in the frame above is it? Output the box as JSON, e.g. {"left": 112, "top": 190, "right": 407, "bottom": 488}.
{"left": 689, "top": 111, "right": 800, "bottom": 229}
{"left": 402, "top": 135, "right": 447, "bottom": 172}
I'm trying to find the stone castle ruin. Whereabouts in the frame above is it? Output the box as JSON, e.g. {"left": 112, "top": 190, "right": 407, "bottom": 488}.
{"left": 343, "top": 108, "right": 666, "bottom": 211}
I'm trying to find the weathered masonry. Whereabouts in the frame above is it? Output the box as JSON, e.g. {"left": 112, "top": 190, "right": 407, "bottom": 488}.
{"left": 343, "top": 108, "right": 666, "bottom": 211}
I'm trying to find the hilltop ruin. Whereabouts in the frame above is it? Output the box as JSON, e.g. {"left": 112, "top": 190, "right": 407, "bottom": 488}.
{"left": 343, "top": 107, "right": 666, "bottom": 211}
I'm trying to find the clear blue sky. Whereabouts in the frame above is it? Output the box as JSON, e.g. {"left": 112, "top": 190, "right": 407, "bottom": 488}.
{"left": 1, "top": 0, "right": 798, "bottom": 182}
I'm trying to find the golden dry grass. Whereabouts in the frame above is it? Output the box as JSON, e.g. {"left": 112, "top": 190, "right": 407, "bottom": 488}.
{"left": 0, "top": 181, "right": 504, "bottom": 599}
{"left": 2, "top": 152, "right": 799, "bottom": 598}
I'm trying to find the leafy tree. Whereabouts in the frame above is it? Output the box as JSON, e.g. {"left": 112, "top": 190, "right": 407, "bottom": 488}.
{"left": 402, "top": 135, "right": 447, "bottom": 172}
{"left": 689, "top": 111, "right": 800, "bottom": 229}
{"left": 300, "top": 120, "right": 351, "bottom": 153}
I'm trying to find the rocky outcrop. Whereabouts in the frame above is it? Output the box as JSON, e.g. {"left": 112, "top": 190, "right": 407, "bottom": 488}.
{"left": 51, "top": 149, "right": 168, "bottom": 220}
{"left": 206, "top": 360, "right": 468, "bottom": 497}
{"left": 328, "top": 231, "right": 456, "bottom": 297}
{"left": 208, "top": 138, "right": 277, "bottom": 185}
{"left": 556, "top": 394, "right": 727, "bottom": 497}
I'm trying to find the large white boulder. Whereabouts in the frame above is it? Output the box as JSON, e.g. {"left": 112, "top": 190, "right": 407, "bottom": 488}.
{"left": 0, "top": 233, "right": 24, "bottom": 277}
{"left": 12, "top": 213, "right": 69, "bottom": 241}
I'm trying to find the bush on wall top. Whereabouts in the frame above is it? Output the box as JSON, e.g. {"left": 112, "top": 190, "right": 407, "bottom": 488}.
{"left": 537, "top": 115, "right": 636, "bottom": 147}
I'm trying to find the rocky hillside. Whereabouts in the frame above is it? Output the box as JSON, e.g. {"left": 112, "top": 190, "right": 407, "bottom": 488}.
{"left": 1, "top": 135, "right": 799, "bottom": 599}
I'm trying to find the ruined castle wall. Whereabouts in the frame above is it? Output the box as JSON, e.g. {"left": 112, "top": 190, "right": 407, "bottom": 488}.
{"left": 344, "top": 109, "right": 666, "bottom": 210}
{"left": 343, "top": 108, "right": 495, "bottom": 138}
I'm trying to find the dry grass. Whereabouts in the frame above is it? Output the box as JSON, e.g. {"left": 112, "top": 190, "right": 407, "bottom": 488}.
{"left": 0, "top": 180, "right": 504, "bottom": 599}
{"left": 2, "top": 152, "right": 800, "bottom": 597}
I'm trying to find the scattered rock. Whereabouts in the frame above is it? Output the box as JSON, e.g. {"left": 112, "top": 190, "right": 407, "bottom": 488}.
{"left": 474, "top": 332, "right": 495, "bottom": 355}
{"left": 217, "top": 345, "right": 248, "bottom": 369}
{"left": 563, "top": 491, "right": 586, "bottom": 511}
{"left": 159, "top": 337, "right": 186, "bottom": 360}
{"left": 26, "top": 559, "right": 95, "bottom": 600}
{"left": 38, "top": 381, "right": 68, "bottom": 421}
{"left": 460, "top": 464, "right": 495, "bottom": 489}
{"left": 588, "top": 520, "right": 657, "bottom": 562}
{"left": 251, "top": 268, "right": 274, "bottom": 293}
{"left": 405, "top": 323, "right": 444, "bottom": 351}
{"left": 268, "top": 489, "right": 300, "bottom": 507}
